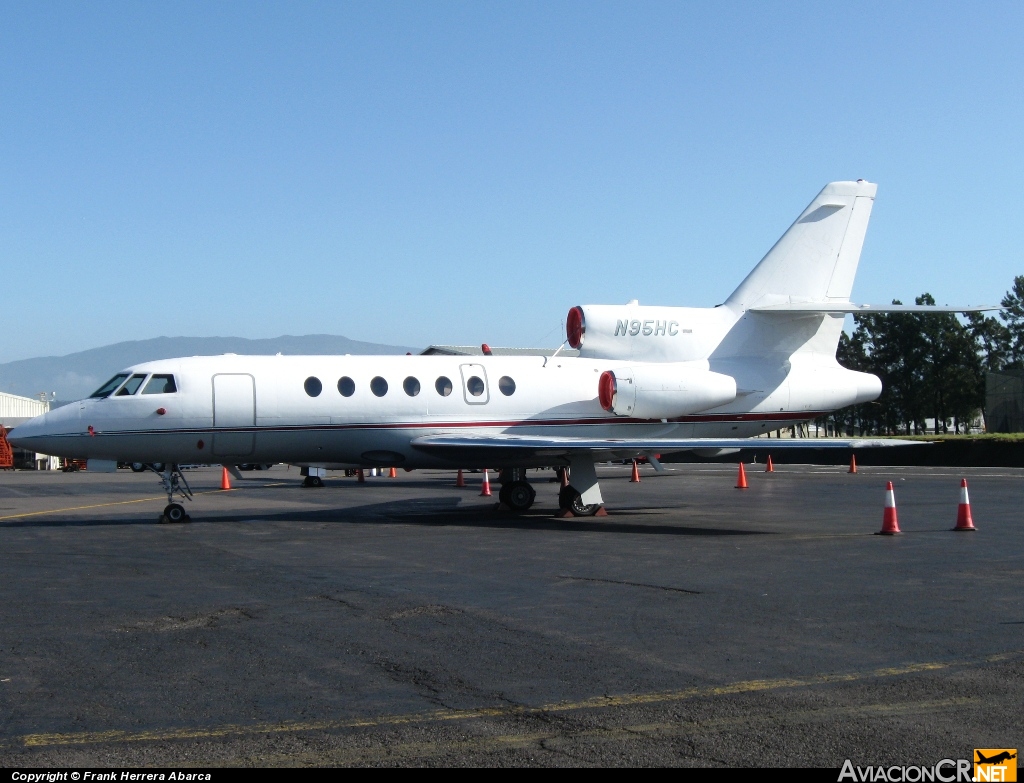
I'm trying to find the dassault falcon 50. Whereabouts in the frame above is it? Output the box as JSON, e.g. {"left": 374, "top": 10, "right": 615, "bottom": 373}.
{"left": 9, "top": 180, "right": 992, "bottom": 522}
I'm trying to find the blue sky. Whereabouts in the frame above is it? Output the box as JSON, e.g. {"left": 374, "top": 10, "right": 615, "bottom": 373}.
{"left": 1, "top": 2, "right": 1022, "bottom": 362}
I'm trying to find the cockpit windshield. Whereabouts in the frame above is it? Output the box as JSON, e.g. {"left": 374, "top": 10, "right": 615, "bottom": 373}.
{"left": 115, "top": 374, "right": 148, "bottom": 396}
{"left": 142, "top": 374, "right": 177, "bottom": 394}
{"left": 90, "top": 374, "right": 130, "bottom": 398}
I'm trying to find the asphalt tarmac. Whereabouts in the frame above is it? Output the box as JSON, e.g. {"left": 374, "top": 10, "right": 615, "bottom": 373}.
{"left": 0, "top": 463, "right": 1021, "bottom": 767}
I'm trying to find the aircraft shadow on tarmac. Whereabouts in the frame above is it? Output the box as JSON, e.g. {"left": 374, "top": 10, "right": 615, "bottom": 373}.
{"left": 1, "top": 495, "right": 770, "bottom": 537}
{"left": 233, "top": 496, "right": 770, "bottom": 536}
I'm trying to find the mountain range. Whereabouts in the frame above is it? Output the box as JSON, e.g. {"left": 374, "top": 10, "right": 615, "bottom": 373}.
{"left": 0, "top": 335, "right": 417, "bottom": 404}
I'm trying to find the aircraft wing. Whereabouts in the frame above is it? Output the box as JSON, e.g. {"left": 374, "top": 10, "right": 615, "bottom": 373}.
{"left": 410, "top": 433, "right": 918, "bottom": 460}
{"left": 749, "top": 303, "right": 997, "bottom": 314}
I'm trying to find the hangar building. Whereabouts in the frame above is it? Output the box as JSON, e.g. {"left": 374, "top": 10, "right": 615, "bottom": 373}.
{"left": 0, "top": 391, "right": 58, "bottom": 469}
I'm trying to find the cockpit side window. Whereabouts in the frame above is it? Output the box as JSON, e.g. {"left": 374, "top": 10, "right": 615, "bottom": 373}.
{"left": 142, "top": 374, "right": 177, "bottom": 394}
{"left": 116, "top": 374, "right": 148, "bottom": 396}
{"left": 90, "top": 374, "right": 130, "bottom": 398}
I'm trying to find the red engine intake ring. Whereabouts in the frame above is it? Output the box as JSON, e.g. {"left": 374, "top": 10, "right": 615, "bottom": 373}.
{"left": 598, "top": 371, "right": 616, "bottom": 412}
{"left": 566, "top": 306, "right": 585, "bottom": 349}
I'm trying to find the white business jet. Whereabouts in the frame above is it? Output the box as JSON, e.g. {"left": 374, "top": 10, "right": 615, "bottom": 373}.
{"left": 9, "top": 181, "right": 992, "bottom": 522}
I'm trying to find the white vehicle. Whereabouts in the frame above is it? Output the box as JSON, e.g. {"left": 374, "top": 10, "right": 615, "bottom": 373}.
{"left": 9, "top": 181, "right": 991, "bottom": 522}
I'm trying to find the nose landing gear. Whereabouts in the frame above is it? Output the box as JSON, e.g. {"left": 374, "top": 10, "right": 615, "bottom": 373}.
{"left": 151, "top": 464, "right": 194, "bottom": 523}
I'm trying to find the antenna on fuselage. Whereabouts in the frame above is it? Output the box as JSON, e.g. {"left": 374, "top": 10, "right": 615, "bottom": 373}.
{"left": 544, "top": 340, "right": 569, "bottom": 366}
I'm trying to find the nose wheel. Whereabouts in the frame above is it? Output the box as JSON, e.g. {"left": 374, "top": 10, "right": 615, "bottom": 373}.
{"left": 152, "top": 464, "right": 194, "bottom": 523}
{"left": 161, "top": 502, "right": 190, "bottom": 524}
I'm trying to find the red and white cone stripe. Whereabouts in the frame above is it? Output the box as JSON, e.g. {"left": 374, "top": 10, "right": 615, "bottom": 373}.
{"left": 954, "top": 478, "right": 976, "bottom": 531}
{"left": 879, "top": 481, "right": 901, "bottom": 535}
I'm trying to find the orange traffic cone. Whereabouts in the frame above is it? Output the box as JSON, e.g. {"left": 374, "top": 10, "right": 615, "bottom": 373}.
{"left": 389, "top": 467, "right": 397, "bottom": 478}
{"left": 220, "top": 467, "right": 232, "bottom": 490}
{"left": 953, "top": 478, "right": 976, "bottom": 531}
{"left": 630, "top": 460, "right": 641, "bottom": 482}
{"left": 765, "top": 455, "right": 774, "bottom": 473}
{"left": 480, "top": 469, "right": 492, "bottom": 496}
{"left": 357, "top": 468, "right": 365, "bottom": 483}
{"left": 735, "top": 462, "right": 748, "bottom": 489}
{"left": 878, "top": 481, "right": 901, "bottom": 534}
{"left": 456, "top": 469, "right": 466, "bottom": 488}
{"left": 849, "top": 454, "right": 858, "bottom": 474}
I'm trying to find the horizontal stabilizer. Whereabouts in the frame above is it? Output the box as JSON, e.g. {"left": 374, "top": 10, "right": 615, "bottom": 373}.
{"left": 749, "top": 303, "right": 998, "bottom": 314}
{"left": 411, "top": 433, "right": 919, "bottom": 460}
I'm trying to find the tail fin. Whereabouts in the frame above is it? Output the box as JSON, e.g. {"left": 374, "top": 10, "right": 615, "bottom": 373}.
{"left": 726, "top": 180, "right": 876, "bottom": 310}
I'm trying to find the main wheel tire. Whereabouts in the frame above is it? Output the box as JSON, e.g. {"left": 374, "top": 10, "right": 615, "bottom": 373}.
{"left": 131, "top": 463, "right": 146, "bottom": 473}
{"left": 558, "top": 485, "right": 600, "bottom": 516}
{"left": 505, "top": 481, "right": 536, "bottom": 513}
{"left": 303, "top": 475, "right": 325, "bottom": 488}
{"left": 557, "top": 484, "right": 577, "bottom": 510}
{"left": 151, "top": 462, "right": 166, "bottom": 472}
{"left": 163, "top": 503, "right": 188, "bottom": 523}
{"left": 497, "top": 484, "right": 511, "bottom": 506}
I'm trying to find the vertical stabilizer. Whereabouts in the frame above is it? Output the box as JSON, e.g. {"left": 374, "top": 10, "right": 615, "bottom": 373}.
{"left": 726, "top": 180, "right": 876, "bottom": 310}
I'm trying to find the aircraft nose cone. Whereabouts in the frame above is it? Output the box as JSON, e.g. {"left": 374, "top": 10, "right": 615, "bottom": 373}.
{"left": 7, "top": 418, "right": 40, "bottom": 447}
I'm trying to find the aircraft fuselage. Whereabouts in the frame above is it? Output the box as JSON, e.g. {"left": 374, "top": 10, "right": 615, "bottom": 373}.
{"left": 11, "top": 352, "right": 842, "bottom": 469}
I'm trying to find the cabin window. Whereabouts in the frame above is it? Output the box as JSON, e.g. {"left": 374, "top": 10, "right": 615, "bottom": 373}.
{"left": 90, "top": 374, "right": 130, "bottom": 398}
{"left": 116, "top": 374, "right": 148, "bottom": 396}
{"left": 435, "top": 376, "right": 453, "bottom": 396}
{"left": 466, "top": 376, "right": 485, "bottom": 397}
{"left": 304, "top": 377, "right": 323, "bottom": 397}
{"left": 403, "top": 377, "right": 420, "bottom": 396}
{"left": 498, "top": 376, "right": 516, "bottom": 396}
{"left": 337, "top": 376, "right": 355, "bottom": 397}
{"left": 142, "top": 374, "right": 177, "bottom": 394}
{"left": 370, "top": 376, "right": 388, "bottom": 397}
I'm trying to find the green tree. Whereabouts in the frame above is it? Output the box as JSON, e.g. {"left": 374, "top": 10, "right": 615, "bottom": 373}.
{"left": 1000, "top": 275, "right": 1024, "bottom": 368}
{"left": 966, "top": 311, "right": 1010, "bottom": 373}
{"left": 835, "top": 294, "right": 988, "bottom": 434}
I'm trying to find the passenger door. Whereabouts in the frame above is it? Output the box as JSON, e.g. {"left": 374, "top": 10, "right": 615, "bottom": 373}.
{"left": 212, "top": 374, "right": 256, "bottom": 456}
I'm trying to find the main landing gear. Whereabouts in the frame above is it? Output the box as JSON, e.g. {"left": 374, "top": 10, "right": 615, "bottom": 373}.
{"left": 495, "top": 460, "right": 607, "bottom": 517}
{"left": 558, "top": 484, "right": 603, "bottom": 517}
{"left": 301, "top": 466, "right": 326, "bottom": 488}
{"left": 555, "top": 458, "right": 607, "bottom": 518}
{"left": 150, "top": 463, "right": 194, "bottom": 524}
{"left": 497, "top": 468, "right": 537, "bottom": 513}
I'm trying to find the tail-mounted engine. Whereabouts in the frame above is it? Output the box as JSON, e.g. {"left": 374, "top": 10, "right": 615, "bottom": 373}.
{"left": 567, "top": 303, "right": 732, "bottom": 363}
{"left": 598, "top": 363, "right": 737, "bottom": 419}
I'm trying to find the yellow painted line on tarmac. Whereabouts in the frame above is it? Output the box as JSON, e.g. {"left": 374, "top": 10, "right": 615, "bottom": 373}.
{"left": 237, "top": 696, "right": 981, "bottom": 766}
{"left": 0, "top": 483, "right": 290, "bottom": 522}
{"left": 19, "top": 654, "right": 1016, "bottom": 748}
{"left": 0, "top": 495, "right": 171, "bottom": 521}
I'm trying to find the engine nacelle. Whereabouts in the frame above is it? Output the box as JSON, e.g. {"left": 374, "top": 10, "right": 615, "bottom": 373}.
{"left": 598, "top": 363, "right": 737, "bottom": 419}
{"left": 567, "top": 304, "right": 733, "bottom": 363}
